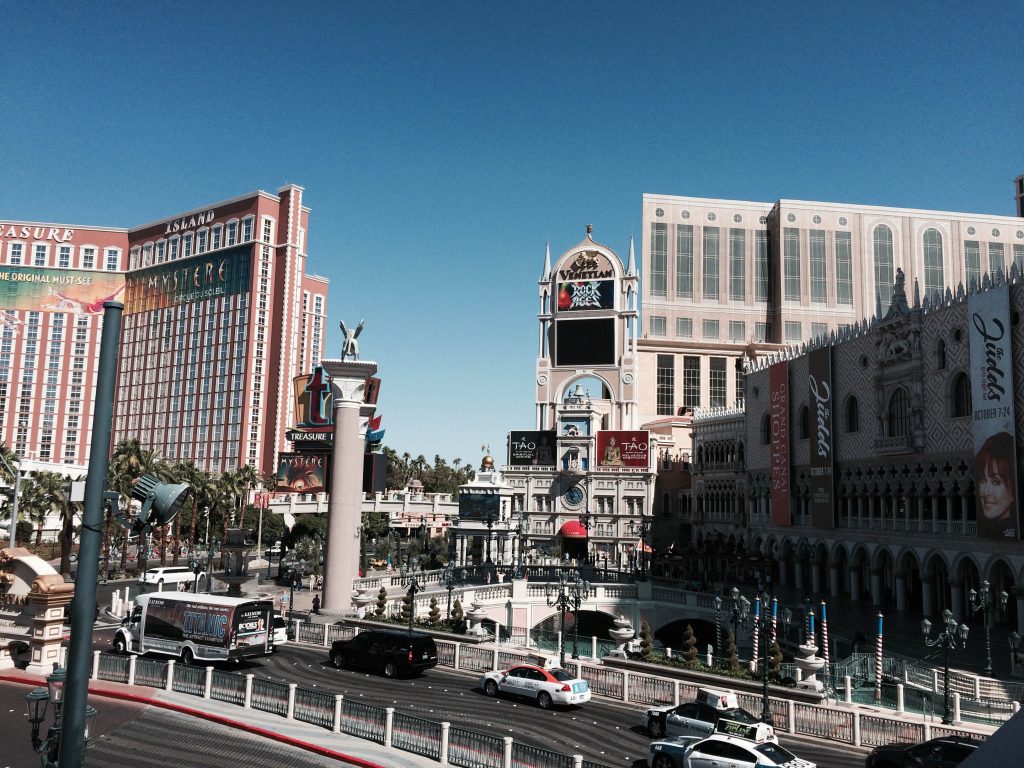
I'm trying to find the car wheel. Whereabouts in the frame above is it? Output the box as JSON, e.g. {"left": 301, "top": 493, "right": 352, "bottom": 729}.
{"left": 652, "top": 754, "right": 675, "bottom": 768}
{"left": 383, "top": 662, "right": 398, "bottom": 679}
{"left": 331, "top": 653, "right": 346, "bottom": 670}
{"left": 648, "top": 717, "right": 666, "bottom": 738}
{"left": 112, "top": 636, "right": 127, "bottom": 655}
{"left": 484, "top": 680, "right": 499, "bottom": 697}
{"left": 537, "top": 691, "right": 553, "bottom": 709}
{"left": 181, "top": 647, "right": 194, "bottom": 666}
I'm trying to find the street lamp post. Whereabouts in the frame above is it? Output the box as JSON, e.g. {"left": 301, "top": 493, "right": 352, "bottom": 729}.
{"left": 922, "top": 609, "right": 969, "bottom": 724}
{"left": 483, "top": 509, "right": 497, "bottom": 565}
{"left": 545, "top": 569, "right": 591, "bottom": 666}
{"left": 713, "top": 593, "right": 723, "bottom": 659}
{"left": 728, "top": 586, "right": 751, "bottom": 654}
{"left": 512, "top": 517, "right": 525, "bottom": 579}
{"left": 24, "top": 666, "right": 99, "bottom": 767}
{"left": 206, "top": 538, "right": 219, "bottom": 592}
{"left": 418, "top": 518, "right": 428, "bottom": 567}
{"left": 627, "top": 517, "right": 651, "bottom": 581}
{"left": 406, "top": 571, "right": 422, "bottom": 635}
{"left": 751, "top": 596, "right": 774, "bottom": 725}
{"left": 283, "top": 554, "right": 308, "bottom": 637}
{"left": 577, "top": 510, "right": 592, "bottom": 565}
{"left": 442, "top": 562, "right": 466, "bottom": 619}
{"left": 968, "top": 580, "right": 1008, "bottom": 678}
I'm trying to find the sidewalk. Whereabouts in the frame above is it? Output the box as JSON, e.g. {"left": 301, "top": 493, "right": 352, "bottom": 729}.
{"left": 1, "top": 670, "right": 439, "bottom": 768}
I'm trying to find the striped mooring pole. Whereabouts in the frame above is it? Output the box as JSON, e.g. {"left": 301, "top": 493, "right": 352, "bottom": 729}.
{"left": 875, "top": 612, "right": 884, "bottom": 702}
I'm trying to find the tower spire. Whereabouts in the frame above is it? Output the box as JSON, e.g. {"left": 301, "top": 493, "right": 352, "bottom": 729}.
{"left": 627, "top": 234, "right": 637, "bottom": 276}
{"left": 541, "top": 241, "right": 551, "bottom": 281}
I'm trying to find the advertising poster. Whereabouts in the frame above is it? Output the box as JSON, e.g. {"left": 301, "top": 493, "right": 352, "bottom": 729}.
{"left": 556, "top": 280, "right": 614, "bottom": 311}
{"left": 275, "top": 453, "right": 329, "bottom": 494}
{"left": 769, "top": 361, "right": 791, "bottom": 527}
{"left": 595, "top": 430, "right": 650, "bottom": 468}
{"left": 508, "top": 430, "right": 557, "bottom": 466}
{"left": 0, "top": 266, "right": 125, "bottom": 314}
{"left": 969, "top": 284, "right": 1019, "bottom": 540}
{"left": 286, "top": 365, "right": 334, "bottom": 444}
{"left": 124, "top": 243, "right": 252, "bottom": 312}
{"left": 808, "top": 346, "right": 836, "bottom": 529}
{"left": 459, "top": 491, "right": 500, "bottom": 520}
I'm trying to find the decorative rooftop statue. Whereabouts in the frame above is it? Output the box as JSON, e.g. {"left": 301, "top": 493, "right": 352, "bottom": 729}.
{"left": 339, "top": 319, "right": 365, "bottom": 360}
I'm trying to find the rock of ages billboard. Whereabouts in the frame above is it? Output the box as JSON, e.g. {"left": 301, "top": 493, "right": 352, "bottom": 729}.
{"left": 969, "top": 284, "right": 1019, "bottom": 540}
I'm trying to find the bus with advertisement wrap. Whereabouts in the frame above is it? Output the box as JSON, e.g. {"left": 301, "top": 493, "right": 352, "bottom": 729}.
{"left": 112, "top": 592, "right": 274, "bottom": 665}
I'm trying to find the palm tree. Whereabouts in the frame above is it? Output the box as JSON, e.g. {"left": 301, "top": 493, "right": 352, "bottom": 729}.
{"left": 0, "top": 444, "right": 21, "bottom": 545}
{"left": 108, "top": 439, "right": 165, "bottom": 574}
{"left": 233, "top": 463, "right": 260, "bottom": 528}
{"left": 57, "top": 474, "right": 85, "bottom": 576}
{"left": 24, "top": 471, "right": 64, "bottom": 553}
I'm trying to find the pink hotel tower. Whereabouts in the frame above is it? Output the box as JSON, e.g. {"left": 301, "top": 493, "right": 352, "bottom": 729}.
{"left": 0, "top": 184, "right": 328, "bottom": 478}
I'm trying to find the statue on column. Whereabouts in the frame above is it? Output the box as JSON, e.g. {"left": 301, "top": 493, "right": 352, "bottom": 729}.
{"left": 339, "top": 319, "right": 365, "bottom": 360}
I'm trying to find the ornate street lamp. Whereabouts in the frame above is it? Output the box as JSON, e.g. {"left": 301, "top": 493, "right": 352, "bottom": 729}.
{"left": 922, "top": 609, "right": 969, "bottom": 724}
{"left": 282, "top": 553, "right": 308, "bottom": 637}
{"left": 511, "top": 517, "right": 526, "bottom": 579}
{"left": 713, "top": 593, "right": 723, "bottom": 658}
{"left": 968, "top": 580, "right": 1008, "bottom": 678}
{"left": 206, "top": 538, "right": 219, "bottom": 592}
{"left": 627, "top": 517, "right": 651, "bottom": 581}
{"left": 751, "top": 596, "right": 774, "bottom": 725}
{"left": 482, "top": 508, "right": 498, "bottom": 565}
{"left": 442, "top": 562, "right": 466, "bottom": 619}
{"left": 577, "top": 510, "right": 592, "bottom": 565}
{"left": 24, "top": 666, "right": 98, "bottom": 767}
{"left": 729, "top": 586, "right": 752, "bottom": 656}
{"left": 406, "top": 571, "right": 423, "bottom": 635}
{"left": 545, "top": 569, "right": 591, "bottom": 666}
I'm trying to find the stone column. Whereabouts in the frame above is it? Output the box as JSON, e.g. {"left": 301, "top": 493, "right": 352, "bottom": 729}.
{"left": 921, "top": 573, "right": 934, "bottom": 619}
{"left": 895, "top": 571, "right": 908, "bottom": 612}
{"left": 949, "top": 578, "right": 964, "bottom": 622}
{"left": 849, "top": 565, "right": 861, "bottom": 602}
{"left": 829, "top": 562, "right": 841, "bottom": 597}
{"left": 321, "top": 359, "right": 377, "bottom": 615}
{"left": 811, "top": 561, "right": 822, "bottom": 596}
{"left": 870, "top": 568, "right": 882, "bottom": 608}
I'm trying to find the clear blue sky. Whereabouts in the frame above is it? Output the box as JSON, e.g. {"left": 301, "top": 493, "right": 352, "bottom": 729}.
{"left": 1, "top": 2, "right": 1020, "bottom": 465}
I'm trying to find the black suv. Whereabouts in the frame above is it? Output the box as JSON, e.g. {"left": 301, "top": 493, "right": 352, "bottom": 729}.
{"left": 329, "top": 629, "right": 438, "bottom": 678}
{"left": 865, "top": 735, "right": 981, "bottom": 767}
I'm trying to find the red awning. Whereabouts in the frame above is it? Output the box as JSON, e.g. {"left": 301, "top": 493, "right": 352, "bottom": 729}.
{"left": 558, "top": 520, "right": 588, "bottom": 538}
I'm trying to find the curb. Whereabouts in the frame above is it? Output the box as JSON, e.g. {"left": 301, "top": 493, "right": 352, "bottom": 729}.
{"left": 0, "top": 674, "right": 386, "bottom": 768}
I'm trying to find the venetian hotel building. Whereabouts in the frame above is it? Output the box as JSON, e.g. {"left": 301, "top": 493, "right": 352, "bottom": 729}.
{"left": 0, "top": 184, "right": 328, "bottom": 478}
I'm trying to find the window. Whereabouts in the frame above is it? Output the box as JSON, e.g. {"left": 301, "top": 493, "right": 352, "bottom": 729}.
{"left": 650, "top": 223, "right": 667, "bottom": 297}
{"left": 656, "top": 354, "right": 674, "bottom": 415}
{"left": 964, "top": 240, "right": 980, "bottom": 289}
{"left": 242, "top": 217, "right": 254, "bottom": 242}
{"left": 702, "top": 319, "right": 719, "bottom": 339}
{"left": 169, "top": 238, "right": 179, "bottom": 260}
{"left": 798, "top": 405, "right": 809, "bottom": 439}
{"left": 729, "top": 320, "right": 746, "bottom": 341}
{"left": 8, "top": 243, "right": 23, "bottom": 264}
{"left": 754, "top": 230, "right": 768, "bottom": 302}
{"left": 845, "top": 396, "right": 860, "bottom": 433}
{"left": 729, "top": 228, "right": 745, "bottom": 300}
{"left": 989, "top": 242, "right": 1005, "bottom": 276}
{"left": 81, "top": 247, "right": 95, "bottom": 269}
{"left": 212, "top": 225, "right": 223, "bottom": 250}
{"left": 196, "top": 229, "right": 207, "bottom": 253}
{"left": 33, "top": 244, "right": 47, "bottom": 266}
{"left": 709, "top": 357, "right": 726, "bottom": 407}
{"left": 923, "top": 228, "right": 944, "bottom": 302}
{"left": 936, "top": 339, "right": 946, "bottom": 370}
{"left": 676, "top": 224, "right": 693, "bottom": 298}
{"left": 182, "top": 233, "right": 193, "bottom": 258}
{"left": 835, "top": 232, "right": 853, "bottom": 305}
{"left": 809, "top": 229, "right": 826, "bottom": 302}
{"left": 58, "top": 246, "right": 71, "bottom": 268}
{"left": 784, "top": 321, "right": 802, "bottom": 342}
{"left": 649, "top": 316, "right": 666, "bottom": 336}
{"left": 227, "top": 221, "right": 237, "bottom": 246}
{"left": 1014, "top": 244, "right": 1024, "bottom": 272}
{"left": 784, "top": 228, "right": 801, "bottom": 300}
{"left": 887, "top": 387, "right": 911, "bottom": 437}
{"left": 262, "top": 217, "right": 273, "bottom": 243}
{"left": 811, "top": 322, "right": 827, "bottom": 339}
{"left": 105, "top": 248, "right": 119, "bottom": 270}
{"left": 873, "top": 225, "right": 895, "bottom": 314}
{"left": 952, "top": 373, "right": 971, "bottom": 417}
{"left": 754, "top": 322, "right": 768, "bottom": 342}
{"left": 703, "top": 227, "right": 720, "bottom": 299}
{"left": 683, "top": 356, "right": 700, "bottom": 410}
{"left": 155, "top": 241, "right": 165, "bottom": 262}
{"left": 761, "top": 414, "right": 771, "bottom": 444}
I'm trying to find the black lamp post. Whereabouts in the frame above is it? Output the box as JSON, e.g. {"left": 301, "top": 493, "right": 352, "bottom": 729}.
{"left": 512, "top": 517, "right": 525, "bottom": 579}
{"left": 713, "top": 593, "right": 723, "bottom": 657}
{"left": 188, "top": 556, "right": 203, "bottom": 594}
{"left": 627, "top": 517, "right": 651, "bottom": 581}
{"left": 483, "top": 508, "right": 497, "bottom": 565}
{"left": 577, "top": 510, "right": 592, "bottom": 565}
{"left": 442, "top": 562, "right": 466, "bottom": 619}
{"left": 545, "top": 569, "right": 591, "bottom": 666}
{"left": 406, "top": 571, "right": 423, "bottom": 635}
{"left": 283, "top": 554, "right": 308, "bottom": 637}
{"left": 25, "top": 666, "right": 99, "bottom": 767}
{"left": 418, "top": 518, "right": 428, "bottom": 567}
{"left": 206, "top": 539, "right": 219, "bottom": 592}
{"left": 728, "top": 586, "right": 752, "bottom": 657}
{"left": 968, "top": 580, "right": 1008, "bottom": 678}
{"left": 922, "top": 608, "right": 969, "bottom": 724}
{"left": 751, "top": 597, "right": 774, "bottom": 725}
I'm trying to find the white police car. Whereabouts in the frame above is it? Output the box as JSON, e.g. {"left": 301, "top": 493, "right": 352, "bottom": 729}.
{"left": 646, "top": 687, "right": 773, "bottom": 742}
{"left": 648, "top": 719, "right": 815, "bottom": 768}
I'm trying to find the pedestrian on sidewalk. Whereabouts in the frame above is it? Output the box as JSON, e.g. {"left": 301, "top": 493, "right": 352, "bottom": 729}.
{"left": 311, "top": 594, "right": 320, "bottom": 614}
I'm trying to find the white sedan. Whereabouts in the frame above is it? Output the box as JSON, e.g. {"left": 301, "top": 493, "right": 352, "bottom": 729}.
{"left": 479, "top": 663, "right": 591, "bottom": 709}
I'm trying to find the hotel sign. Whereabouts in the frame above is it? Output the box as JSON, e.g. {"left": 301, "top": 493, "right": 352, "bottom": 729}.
{"left": 0, "top": 267, "right": 125, "bottom": 314}
{"left": 124, "top": 244, "right": 252, "bottom": 312}
{"left": 808, "top": 346, "right": 835, "bottom": 529}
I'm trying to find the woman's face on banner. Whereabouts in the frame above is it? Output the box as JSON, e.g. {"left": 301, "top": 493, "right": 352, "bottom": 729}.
{"left": 978, "top": 458, "right": 1014, "bottom": 520}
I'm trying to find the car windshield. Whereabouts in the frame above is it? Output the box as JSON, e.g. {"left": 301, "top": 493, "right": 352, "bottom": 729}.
{"left": 754, "top": 742, "right": 796, "bottom": 762}
{"left": 550, "top": 669, "right": 576, "bottom": 682}
{"left": 721, "top": 708, "right": 758, "bottom": 723}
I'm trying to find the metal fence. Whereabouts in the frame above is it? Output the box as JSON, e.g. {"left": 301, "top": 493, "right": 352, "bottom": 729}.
{"left": 792, "top": 701, "right": 853, "bottom": 741}
{"left": 250, "top": 677, "right": 289, "bottom": 717}
{"left": 340, "top": 698, "right": 386, "bottom": 743}
{"left": 211, "top": 669, "right": 246, "bottom": 706}
{"left": 458, "top": 644, "right": 496, "bottom": 672}
{"left": 511, "top": 741, "right": 574, "bottom": 768}
{"left": 170, "top": 663, "right": 205, "bottom": 696}
{"left": 134, "top": 658, "right": 166, "bottom": 688}
{"left": 97, "top": 653, "right": 130, "bottom": 683}
{"left": 391, "top": 711, "right": 442, "bottom": 760}
{"left": 297, "top": 622, "right": 327, "bottom": 646}
{"left": 293, "top": 686, "right": 335, "bottom": 729}
{"left": 447, "top": 725, "right": 505, "bottom": 768}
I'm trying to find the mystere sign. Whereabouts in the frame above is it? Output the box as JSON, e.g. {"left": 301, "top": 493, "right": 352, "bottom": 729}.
{"left": 124, "top": 244, "right": 253, "bottom": 312}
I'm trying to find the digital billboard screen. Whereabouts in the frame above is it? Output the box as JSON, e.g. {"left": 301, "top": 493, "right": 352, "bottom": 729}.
{"left": 554, "top": 318, "right": 615, "bottom": 367}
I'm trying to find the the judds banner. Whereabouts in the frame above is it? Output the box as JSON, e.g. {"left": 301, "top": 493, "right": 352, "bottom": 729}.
{"left": 808, "top": 346, "right": 836, "bottom": 529}
{"left": 969, "top": 284, "right": 1020, "bottom": 540}
{"left": 770, "top": 360, "right": 791, "bottom": 527}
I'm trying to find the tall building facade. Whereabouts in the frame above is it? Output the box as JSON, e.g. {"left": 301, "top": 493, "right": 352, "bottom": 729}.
{"left": 638, "top": 190, "right": 1024, "bottom": 453}
{"left": 0, "top": 184, "right": 328, "bottom": 478}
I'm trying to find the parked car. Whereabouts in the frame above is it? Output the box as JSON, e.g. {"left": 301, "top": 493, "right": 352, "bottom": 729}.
{"left": 138, "top": 566, "right": 204, "bottom": 589}
{"left": 649, "top": 721, "right": 815, "bottom": 768}
{"left": 646, "top": 687, "right": 769, "bottom": 741}
{"left": 264, "top": 541, "right": 283, "bottom": 558}
{"left": 865, "top": 735, "right": 981, "bottom": 767}
{"left": 478, "top": 663, "right": 591, "bottom": 709}
{"left": 270, "top": 614, "right": 289, "bottom": 650}
{"left": 328, "top": 629, "right": 438, "bottom": 678}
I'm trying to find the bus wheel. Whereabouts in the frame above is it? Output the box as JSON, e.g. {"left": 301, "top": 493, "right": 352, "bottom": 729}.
{"left": 112, "top": 636, "right": 127, "bottom": 655}
{"left": 181, "top": 647, "right": 195, "bottom": 666}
